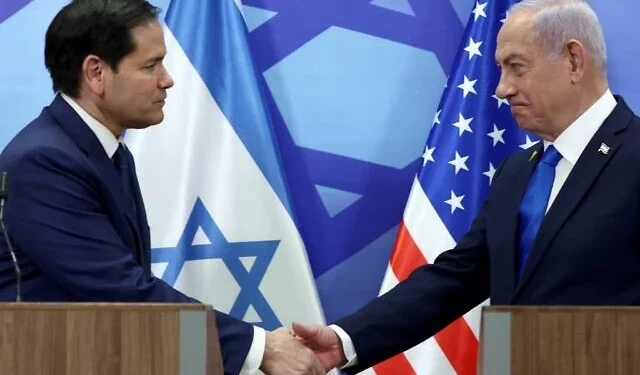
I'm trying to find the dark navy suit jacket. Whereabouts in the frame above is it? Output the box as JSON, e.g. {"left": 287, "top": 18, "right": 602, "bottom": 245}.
{"left": 0, "top": 95, "right": 252, "bottom": 375}
{"left": 337, "top": 96, "right": 640, "bottom": 372}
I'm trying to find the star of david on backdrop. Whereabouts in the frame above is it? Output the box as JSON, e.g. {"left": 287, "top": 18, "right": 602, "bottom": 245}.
{"left": 243, "top": 0, "right": 476, "bottom": 323}
{"left": 151, "top": 198, "right": 282, "bottom": 330}
{"left": 244, "top": 0, "right": 468, "bottom": 278}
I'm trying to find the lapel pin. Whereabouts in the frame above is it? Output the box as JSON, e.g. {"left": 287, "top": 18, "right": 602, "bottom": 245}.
{"left": 529, "top": 150, "right": 538, "bottom": 162}
{"left": 597, "top": 143, "right": 610, "bottom": 155}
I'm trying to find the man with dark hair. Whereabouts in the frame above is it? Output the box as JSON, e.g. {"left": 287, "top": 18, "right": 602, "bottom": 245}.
{"left": 0, "top": 1, "right": 323, "bottom": 374}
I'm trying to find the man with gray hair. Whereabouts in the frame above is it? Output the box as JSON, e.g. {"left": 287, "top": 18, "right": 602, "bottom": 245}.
{"left": 291, "top": 0, "right": 640, "bottom": 372}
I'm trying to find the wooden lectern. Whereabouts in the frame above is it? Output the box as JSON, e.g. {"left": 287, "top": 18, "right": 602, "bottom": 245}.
{"left": 479, "top": 306, "right": 640, "bottom": 375}
{"left": 0, "top": 303, "right": 223, "bottom": 375}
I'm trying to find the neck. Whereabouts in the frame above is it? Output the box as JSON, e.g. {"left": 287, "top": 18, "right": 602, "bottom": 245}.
{"left": 73, "top": 95, "right": 125, "bottom": 138}
{"left": 546, "top": 79, "right": 609, "bottom": 141}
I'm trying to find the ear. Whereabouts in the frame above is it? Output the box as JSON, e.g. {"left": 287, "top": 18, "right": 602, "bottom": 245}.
{"left": 566, "top": 39, "right": 586, "bottom": 84}
{"left": 81, "top": 54, "right": 107, "bottom": 96}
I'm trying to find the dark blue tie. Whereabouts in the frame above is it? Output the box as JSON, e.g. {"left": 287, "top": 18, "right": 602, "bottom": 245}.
{"left": 517, "top": 145, "right": 562, "bottom": 279}
{"left": 112, "top": 143, "right": 147, "bottom": 268}
{"left": 112, "top": 143, "right": 137, "bottom": 209}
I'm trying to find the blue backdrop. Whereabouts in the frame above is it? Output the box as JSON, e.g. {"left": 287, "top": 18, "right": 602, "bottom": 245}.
{"left": 1, "top": 0, "right": 639, "bottom": 324}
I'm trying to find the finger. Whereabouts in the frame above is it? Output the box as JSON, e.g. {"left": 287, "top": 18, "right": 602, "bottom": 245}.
{"left": 292, "top": 321, "right": 316, "bottom": 339}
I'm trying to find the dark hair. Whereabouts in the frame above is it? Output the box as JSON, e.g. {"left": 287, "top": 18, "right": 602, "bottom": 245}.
{"left": 44, "top": 0, "right": 160, "bottom": 97}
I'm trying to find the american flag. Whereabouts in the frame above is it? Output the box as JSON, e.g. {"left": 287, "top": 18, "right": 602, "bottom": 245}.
{"left": 363, "top": 1, "right": 535, "bottom": 374}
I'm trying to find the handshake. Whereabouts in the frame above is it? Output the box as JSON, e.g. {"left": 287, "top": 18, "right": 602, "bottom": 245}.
{"left": 260, "top": 323, "right": 346, "bottom": 375}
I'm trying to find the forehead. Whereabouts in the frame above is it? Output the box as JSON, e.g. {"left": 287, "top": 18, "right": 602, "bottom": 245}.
{"left": 495, "top": 12, "right": 538, "bottom": 60}
{"left": 127, "top": 20, "right": 166, "bottom": 58}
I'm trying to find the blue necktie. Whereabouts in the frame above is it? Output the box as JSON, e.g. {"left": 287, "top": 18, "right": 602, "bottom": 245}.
{"left": 112, "top": 143, "right": 137, "bottom": 210}
{"left": 112, "top": 143, "right": 146, "bottom": 268}
{"left": 517, "top": 145, "right": 562, "bottom": 279}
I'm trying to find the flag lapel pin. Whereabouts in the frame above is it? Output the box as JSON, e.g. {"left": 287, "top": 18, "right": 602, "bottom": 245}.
{"left": 597, "top": 143, "right": 610, "bottom": 155}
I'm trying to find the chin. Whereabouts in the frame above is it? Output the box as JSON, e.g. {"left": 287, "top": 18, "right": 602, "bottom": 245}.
{"left": 152, "top": 115, "right": 165, "bottom": 125}
{"left": 513, "top": 116, "right": 527, "bottom": 129}
{"left": 147, "top": 113, "right": 165, "bottom": 126}
{"left": 128, "top": 116, "right": 164, "bottom": 129}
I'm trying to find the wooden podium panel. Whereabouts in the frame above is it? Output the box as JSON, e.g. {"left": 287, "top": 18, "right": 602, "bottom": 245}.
{"left": 0, "top": 303, "right": 223, "bottom": 375}
{"left": 479, "top": 306, "right": 640, "bottom": 375}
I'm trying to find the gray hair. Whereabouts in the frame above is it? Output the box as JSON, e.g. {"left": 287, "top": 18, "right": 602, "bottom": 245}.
{"left": 509, "top": 0, "right": 607, "bottom": 75}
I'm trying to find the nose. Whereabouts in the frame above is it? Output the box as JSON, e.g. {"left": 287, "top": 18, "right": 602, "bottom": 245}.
{"left": 159, "top": 64, "right": 174, "bottom": 89}
{"left": 495, "top": 75, "right": 515, "bottom": 101}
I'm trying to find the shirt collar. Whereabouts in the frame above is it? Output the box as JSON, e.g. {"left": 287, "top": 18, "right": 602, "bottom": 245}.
{"left": 543, "top": 89, "right": 616, "bottom": 165}
{"left": 61, "top": 93, "right": 121, "bottom": 158}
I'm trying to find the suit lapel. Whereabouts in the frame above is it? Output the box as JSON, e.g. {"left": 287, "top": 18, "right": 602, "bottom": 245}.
{"left": 47, "top": 95, "right": 146, "bottom": 261}
{"left": 513, "top": 97, "right": 634, "bottom": 299}
{"left": 493, "top": 143, "right": 541, "bottom": 300}
{"left": 92, "top": 150, "right": 145, "bottom": 260}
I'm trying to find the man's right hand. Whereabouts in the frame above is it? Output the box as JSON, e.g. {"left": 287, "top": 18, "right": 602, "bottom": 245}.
{"left": 260, "top": 327, "right": 325, "bottom": 375}
{"left": 291, "top": 322, "right": 347, "bottom": 371}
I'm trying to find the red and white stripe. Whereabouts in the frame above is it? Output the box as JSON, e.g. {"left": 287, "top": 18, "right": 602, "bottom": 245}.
{"left": 360, "top": 178, "right": 487, "bottom": 375}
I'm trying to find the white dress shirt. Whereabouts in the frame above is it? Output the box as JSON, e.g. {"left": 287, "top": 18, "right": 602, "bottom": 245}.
{"left": 61, "top": 94, "right": 266, "bottom": 374}
{"left": 544, "top": 89, "right": 616, "bottom": 211}
{"left": 332, "top": 88, "right": 617, "bottom": 367}
{"left": 61, "top": 93, "right": 120, "bottom": 157}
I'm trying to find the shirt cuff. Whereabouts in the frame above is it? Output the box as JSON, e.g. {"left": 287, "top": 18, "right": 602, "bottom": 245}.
{"left": 240, "top": 326, "right": 266, "bottom": 374}
{"left": 329, "top": 324, "right": 358, "bottom": 368}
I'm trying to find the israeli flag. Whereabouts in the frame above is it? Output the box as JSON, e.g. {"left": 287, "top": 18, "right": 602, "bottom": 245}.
{"left": 124, "top": 0, "right": 325, "bottom": 334}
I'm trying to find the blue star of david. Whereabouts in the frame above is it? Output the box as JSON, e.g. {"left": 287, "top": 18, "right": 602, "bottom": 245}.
{"left": 151, "top": 197, "right": 282, "bottom": 330}
{"left": 241, "top": 0, "right": 467, "bottom": 278}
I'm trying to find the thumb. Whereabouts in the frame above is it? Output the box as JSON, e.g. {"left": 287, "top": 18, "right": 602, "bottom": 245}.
{"left": 291, "top": 321, "right": 317, "bottom": 339}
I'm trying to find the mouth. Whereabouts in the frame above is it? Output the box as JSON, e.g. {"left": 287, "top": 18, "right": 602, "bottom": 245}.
{"left": 510, "top": 103, "right": 528, "bottom": 113}
{"left": 155, "top": 94, "right": 167, "bottom": 103}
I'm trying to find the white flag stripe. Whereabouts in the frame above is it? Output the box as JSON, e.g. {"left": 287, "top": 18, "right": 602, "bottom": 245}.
{"left": 374, "top": 264, "right": 472, "bottom": 375}
{"left": 368, "top": 179, "right": 488, "bottom": 374}
{"left": 403, "top": 181, "right": 487, "bottom": 337}
{"left": 403, "top": 178, "right": 456, "bottom": 268}
{"left": 124, "top": 24, "right": 325, "bottom": 327}
{"left": 404, "top": 338, "right": 459, "bottom": 375}
{"left": 461, "top": 298, "right": 487, "bottom": 339}
{"left": 378, "top": 265, "right": 399, "bottom": 295}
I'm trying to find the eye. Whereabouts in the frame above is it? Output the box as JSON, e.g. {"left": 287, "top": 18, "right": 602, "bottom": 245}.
{"left": 510, "top": 63, "right": 527, "bottom": 76}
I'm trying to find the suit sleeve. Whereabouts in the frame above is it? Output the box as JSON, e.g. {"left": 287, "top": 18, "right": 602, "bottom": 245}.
{"left": 6, "top": 147, "right": 253, "bottom": 375}
{"left": 335, "top": 204, "right": 491, "bottom": 372}
{"left": 334, "top": 157, "right": 513, "bottom": 373}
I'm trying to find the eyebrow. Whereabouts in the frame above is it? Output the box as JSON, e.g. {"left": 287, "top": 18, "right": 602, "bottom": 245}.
{"left": 495, "top": 53, "right": 527, "bottom": 65}
{"left": 143, "top": 55, "right": 165, "bottom": 65}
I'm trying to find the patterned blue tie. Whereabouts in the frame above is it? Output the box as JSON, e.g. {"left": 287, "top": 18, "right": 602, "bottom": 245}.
{"left": 517, "top": 145, "right": 562, "bottom": 279}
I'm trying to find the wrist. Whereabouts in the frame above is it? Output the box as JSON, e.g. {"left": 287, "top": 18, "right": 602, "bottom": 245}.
{"left": 260, "top": 332, "right": 276, "bottom": 369}
{"left": 335, "top": 332, "right": 347, "bottom": 366}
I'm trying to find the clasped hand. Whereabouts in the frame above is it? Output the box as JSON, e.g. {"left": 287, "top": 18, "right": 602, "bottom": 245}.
{"left": 259, "top": 323, "right": 347, "bottom": 375}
